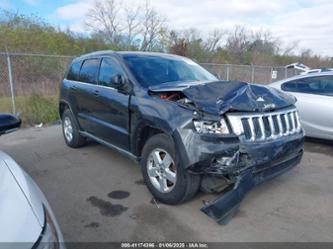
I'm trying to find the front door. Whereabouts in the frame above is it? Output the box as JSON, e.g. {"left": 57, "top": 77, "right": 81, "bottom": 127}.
{"left": 92, "top": 57, "right": 130, "bottom": 150}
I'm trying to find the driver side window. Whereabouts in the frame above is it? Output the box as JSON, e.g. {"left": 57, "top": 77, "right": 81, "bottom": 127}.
{"left": 98, "top": 57, "right": 125, "bottom": 88}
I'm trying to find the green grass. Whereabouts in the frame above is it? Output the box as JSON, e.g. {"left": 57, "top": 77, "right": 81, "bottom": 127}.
{"left": 0, "top": 95, "right": 59, "bottom": 127}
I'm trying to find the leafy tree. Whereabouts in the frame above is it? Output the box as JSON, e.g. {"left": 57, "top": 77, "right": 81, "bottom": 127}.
{"left": 0, "top": 10, "right": 114, "bottom": 54}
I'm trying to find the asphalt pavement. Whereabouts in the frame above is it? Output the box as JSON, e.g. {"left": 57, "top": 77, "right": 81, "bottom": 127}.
{"left": 0, "top": 125, "right": 332, "bottom": 242}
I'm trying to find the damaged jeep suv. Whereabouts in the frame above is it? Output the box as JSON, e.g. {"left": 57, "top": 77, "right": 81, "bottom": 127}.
{"left": 59, "top": 51, "right": 304, "bottom": 223}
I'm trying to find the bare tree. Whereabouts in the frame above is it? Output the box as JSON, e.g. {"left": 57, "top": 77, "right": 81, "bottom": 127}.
{"left": 205, "top": 29, "right": 225, "bottom": 52}
{"left": 86, "top": 0, "right": 165, "bottom": 50}
{"left": 86, "top": 0, "right": 123, "bottom": 45}
{"left": 167, "top": 30, "right": 188, "bottom": 56}
{"left": 124, "top": 5, "right": 142, "bottom": 49}
{"left": 140, "top": 0, "right": 165, "bottom": 51}
{"left": 251, "top": 30, "right": 279, "bottom": 54}
{"left": 226, "top": 26, "right": 250, "bottom": 54}
{"left": 181, "top": 28, "right": 201, "bottom": 44}
{"left": 282, "top": 40, "right": 299, "bottom": 56}
{"left": 224, "top": 26, "right": 251, "bottom": 63}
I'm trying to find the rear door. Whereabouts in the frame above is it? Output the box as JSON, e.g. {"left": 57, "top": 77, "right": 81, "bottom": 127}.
{"left": 75, "top": 58, "right": 101, "bottom": 132}
{"left": 282, "top": 75, "right": 333, "bottom": 139}
{"left": 64, "top": 60, "right": 82, "bottom": 117}
{"left": 92, "top": 56, "right": 130, "bottom": 150}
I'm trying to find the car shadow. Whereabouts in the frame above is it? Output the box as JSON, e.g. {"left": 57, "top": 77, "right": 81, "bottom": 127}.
{"left": 304, "top": 137, "right": 333, "bottom": 154}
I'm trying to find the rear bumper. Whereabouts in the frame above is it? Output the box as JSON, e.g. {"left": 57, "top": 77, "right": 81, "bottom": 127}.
{"left": 201, "top": 148, "right": 303, "bottom": 224}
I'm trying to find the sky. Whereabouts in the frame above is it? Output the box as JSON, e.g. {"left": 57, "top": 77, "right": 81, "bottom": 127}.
{"left": 2, "top": 0, "right": 333, "bottom": 56}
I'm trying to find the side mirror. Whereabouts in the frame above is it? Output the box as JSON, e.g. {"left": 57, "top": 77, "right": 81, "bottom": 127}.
{"left": 0, "top": 114, "right": 21, "bottom": 136}
{"left": 110, "top": 74, "right": 126, "bottom": 89}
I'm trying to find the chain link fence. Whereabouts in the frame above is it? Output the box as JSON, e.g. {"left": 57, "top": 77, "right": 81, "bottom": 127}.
{"left": 0, "top": 53, "right": 73, "bottom": 125}
{"left": 201, "top": 63, "right": 298, "bottom": 84}
{"left": 0, "top": 52, "right": 299, "bottom": 125}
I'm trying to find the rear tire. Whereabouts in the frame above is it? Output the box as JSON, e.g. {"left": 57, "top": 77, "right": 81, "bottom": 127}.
{"left": 62, "top": 108, "right": 86, "bottom": 148}
{"left": 141, "top": 133, "right": 200, "bottom": 204}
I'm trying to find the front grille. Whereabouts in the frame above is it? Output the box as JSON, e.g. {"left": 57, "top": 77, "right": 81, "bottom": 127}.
{"left": 226, "top": 108, "right": 302, "bottom": 142}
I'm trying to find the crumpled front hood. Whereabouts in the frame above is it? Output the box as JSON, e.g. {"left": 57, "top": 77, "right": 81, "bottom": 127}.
{"left": 150, "top": 81, "right": 296, "bottom": 115}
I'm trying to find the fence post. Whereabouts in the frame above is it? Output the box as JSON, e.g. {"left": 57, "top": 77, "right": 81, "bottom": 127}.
{"left": 226, "top": 64, "right": 230, "bottom": 81}
{"left": 284, "top": 67, "right": 288, "bottom": 79}
{"left": 251, "top": 65, "right": 255, "bottom": 83}
{"left": 6, "top": 53, "right": 16, "bottom": 114}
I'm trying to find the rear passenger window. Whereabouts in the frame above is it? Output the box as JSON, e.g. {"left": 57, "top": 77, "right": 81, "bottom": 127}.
{"left": 67, "top": 61, "right": 81, "bottom": 81}
{"left": 79, "top": 59, "right": 100, "bottom": 84}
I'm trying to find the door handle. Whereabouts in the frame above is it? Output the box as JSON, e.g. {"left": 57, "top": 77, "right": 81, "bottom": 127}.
{"left": 94, "top": 90, "right": 100, "bottom": 96}
{"left": 70, "top": 85, "right": 77, "bottom": 91}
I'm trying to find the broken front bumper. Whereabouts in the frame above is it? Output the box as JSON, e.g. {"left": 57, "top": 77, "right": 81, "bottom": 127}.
{"left": 179, "top": 129, "right": 304, "bottom": 224}
{"left": 201, "top": 148, "right": 303, "bottom": 224}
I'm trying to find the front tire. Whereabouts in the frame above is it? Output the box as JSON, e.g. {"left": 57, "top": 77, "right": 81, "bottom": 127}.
{"left": 141, "top": 134, "right": 200, "bottom": 204}
{"left": 62, "top": 109, "right": 86, "bottom": 148}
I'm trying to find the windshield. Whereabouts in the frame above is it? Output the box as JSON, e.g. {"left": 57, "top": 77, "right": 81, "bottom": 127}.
{"left": 122, "top": 54, "right": 217, "bottom": 88}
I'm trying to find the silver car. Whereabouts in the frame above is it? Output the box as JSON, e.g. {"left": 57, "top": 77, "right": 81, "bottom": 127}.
{"left": 0, "top": 114, "right": 64, "bottom": 248}
{"left": 270, "top": 72, "right": 333, "bottom": 140}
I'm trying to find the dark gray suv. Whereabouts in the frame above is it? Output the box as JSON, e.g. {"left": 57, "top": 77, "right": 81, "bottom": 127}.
{"left": 59, "top": 51, "right": 304, "bottom": 223}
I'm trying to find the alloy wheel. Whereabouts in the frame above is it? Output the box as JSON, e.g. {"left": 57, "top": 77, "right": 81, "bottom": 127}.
{"left": 146, "top": 148, "right": 177, "bottom": 193}
{"left": 63, "top": 117, "right": 73, "bottom": 142}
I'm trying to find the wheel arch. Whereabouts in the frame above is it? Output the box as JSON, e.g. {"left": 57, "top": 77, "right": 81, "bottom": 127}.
{"left": 59, "top": 100, "right": 82, "bottom": 131}
{"left": 132, "top": 123, "right": 169, "bottom": 158}
{"left": 59, "top": 100, "right": 71, "bottom": 120}
{"left": 131, "top": 121, "right": 191, "bottom": 168}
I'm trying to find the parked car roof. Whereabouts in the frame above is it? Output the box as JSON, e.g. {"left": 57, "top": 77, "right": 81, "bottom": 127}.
{"left": 270, "top": 71, "right": 333, "bottom": 87}
{"left": 74, "top": 50, "right": 185, "bottom": 61}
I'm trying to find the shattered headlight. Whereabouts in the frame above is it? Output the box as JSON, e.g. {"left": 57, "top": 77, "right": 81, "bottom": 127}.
{"left": 193, "top": 118, "right": 230, "bottom": 134}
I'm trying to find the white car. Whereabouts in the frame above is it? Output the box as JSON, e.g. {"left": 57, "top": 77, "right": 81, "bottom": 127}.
{"left": 0, "top": 114, "right": 64, "bottom": 248}
{"left": 270, "top": 72, "right": 333, "bottom": 140}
